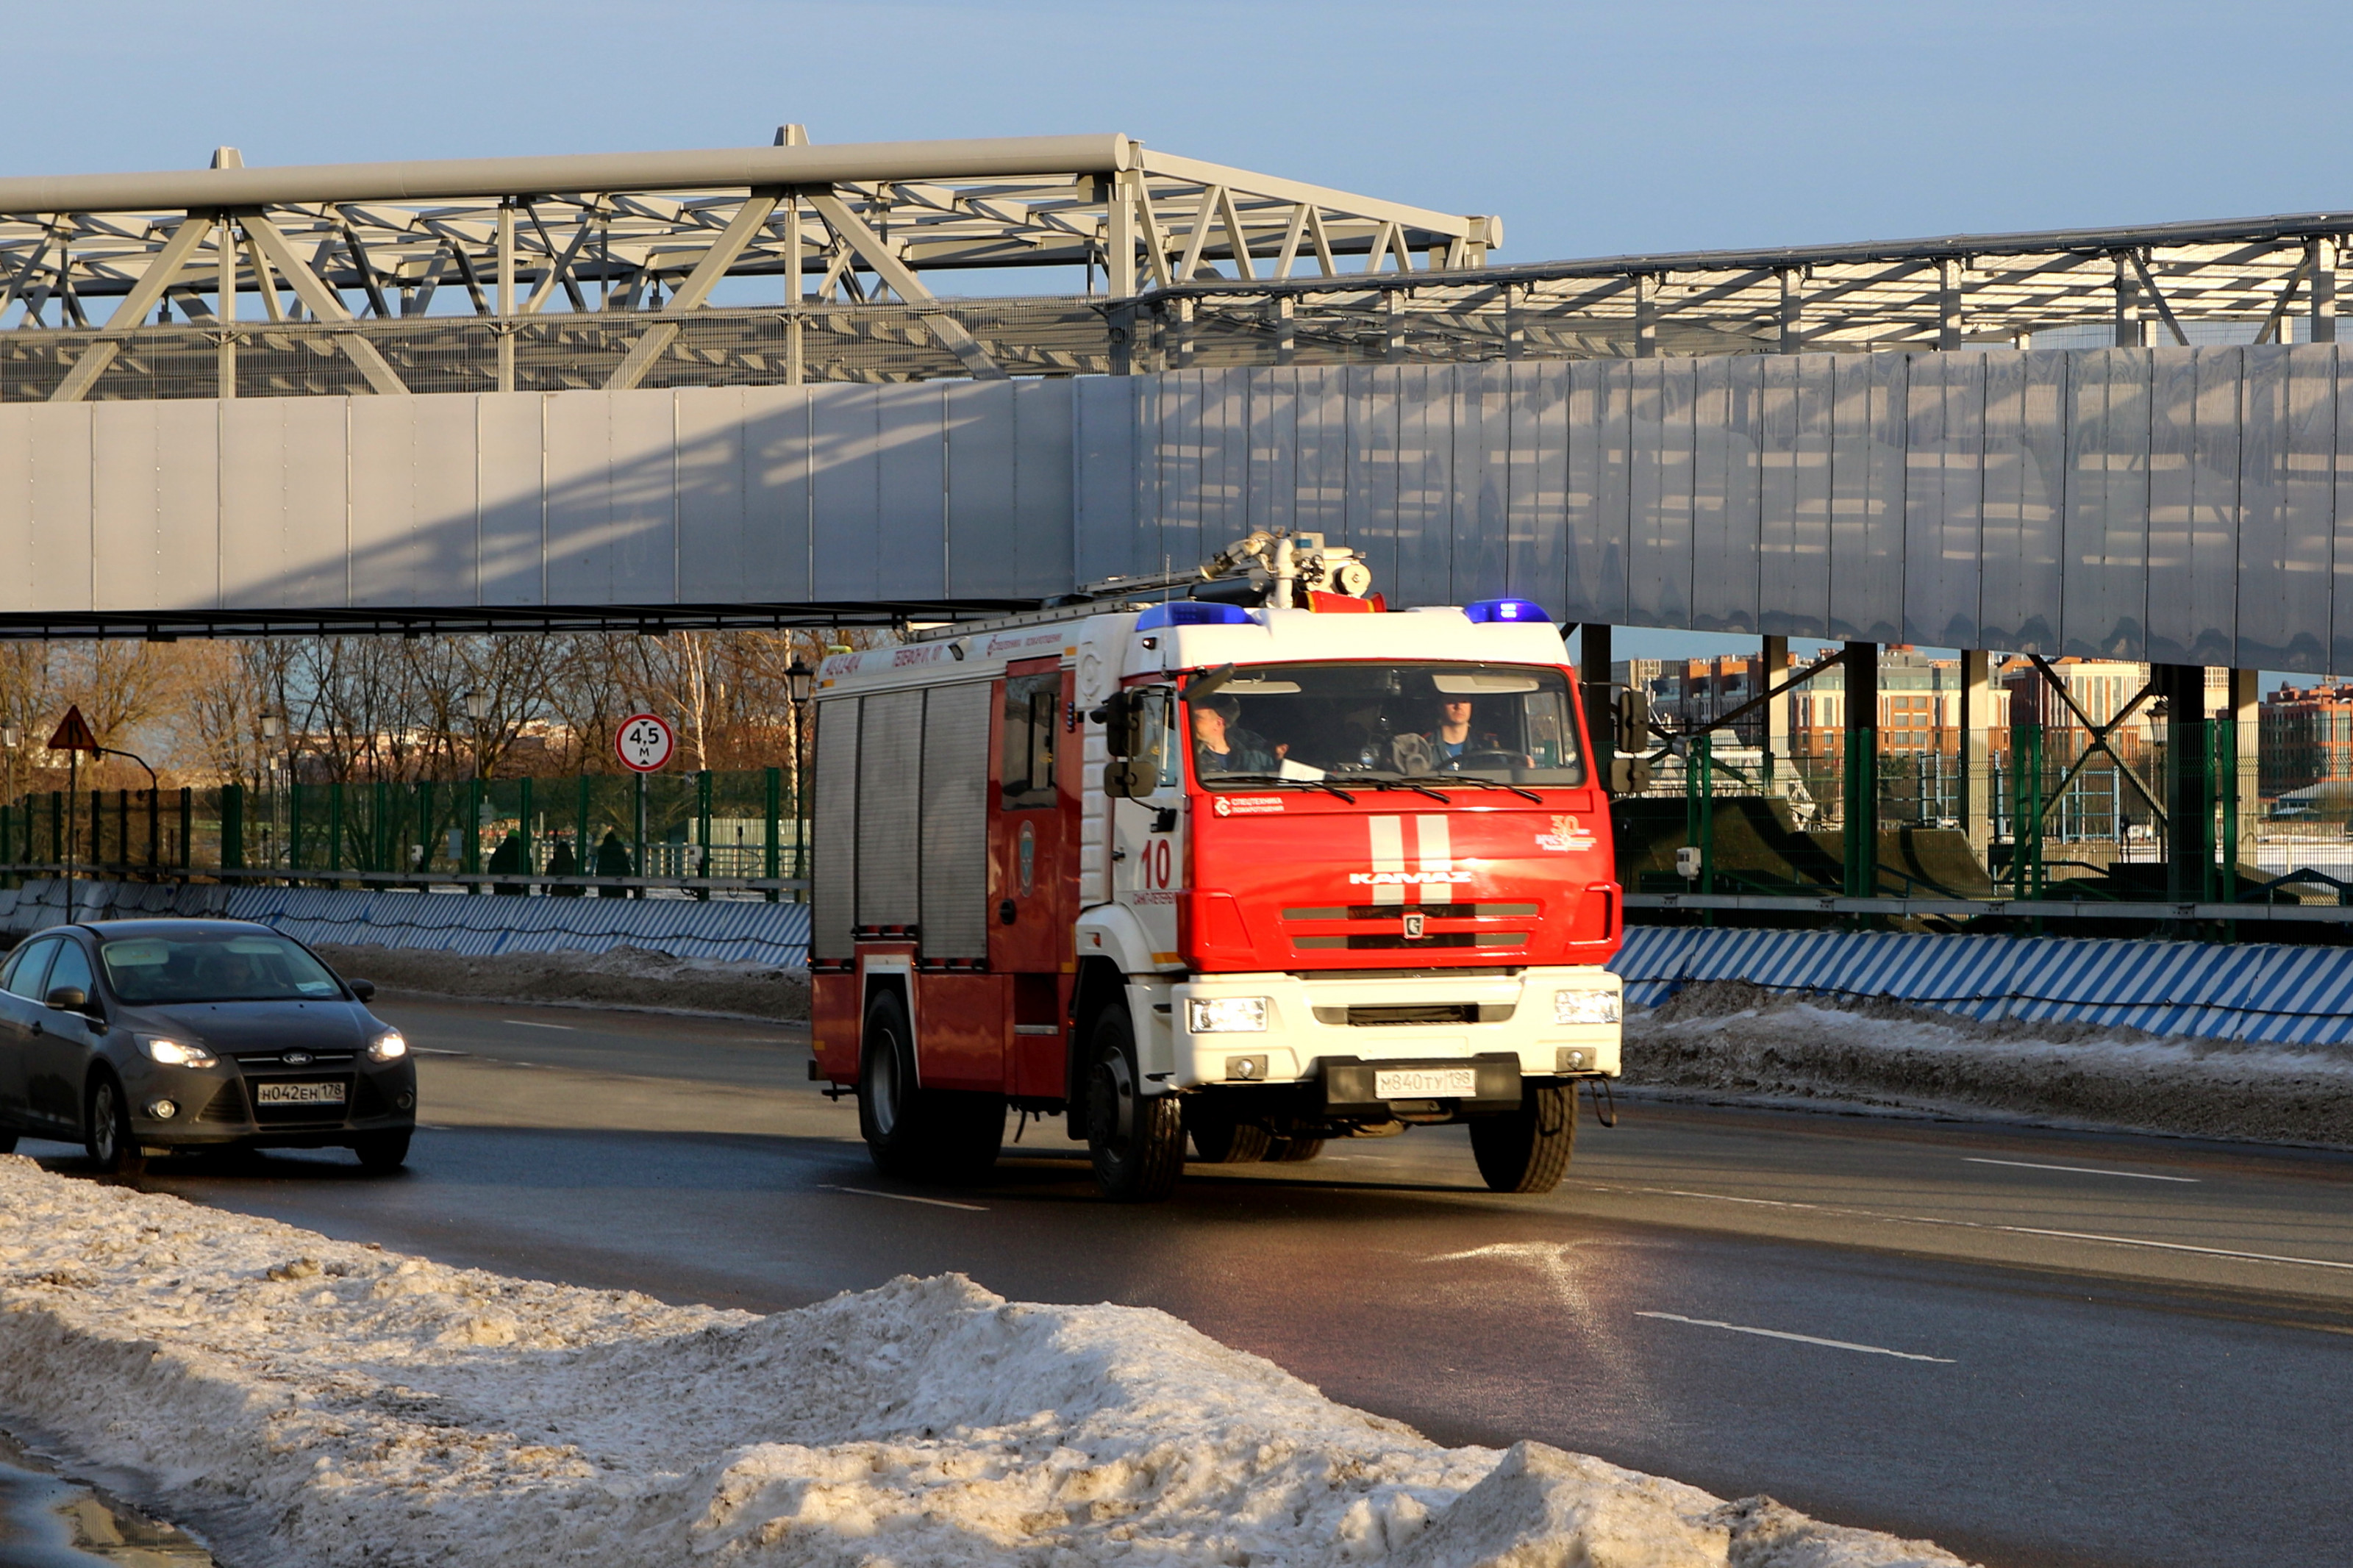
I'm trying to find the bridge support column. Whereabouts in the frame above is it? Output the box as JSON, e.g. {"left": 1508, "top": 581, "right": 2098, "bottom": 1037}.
{"left": 2155, "top": 664, "right": 2215, "bottom": 903}
{"left": 1959, "top": 649, "right": 1993, "bottom": 864}
{"left": 1758, "top": 635, "right": 1787, "bottom": 787}
{"left": 1578, "top": 624, "right": 1613, "bottom": 792}
{"left": 1842, "top": 642, "right": 1878, "bottom": 898}
{"left": 2229, "top": 668, "right": 2260, "bottom": 891}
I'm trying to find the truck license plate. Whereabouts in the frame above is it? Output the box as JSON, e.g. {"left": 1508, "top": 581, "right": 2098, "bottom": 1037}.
{"left": 255, "top": 1081, "right": 346, "bottom": 1106}
{"left": 1374, "top": 1067, "right": 1477, "bottom": 1099}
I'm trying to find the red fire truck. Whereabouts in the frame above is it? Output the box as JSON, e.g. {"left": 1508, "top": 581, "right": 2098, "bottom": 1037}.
{"left": 809, "top": 532, "right": 1623, "bottom": 1200}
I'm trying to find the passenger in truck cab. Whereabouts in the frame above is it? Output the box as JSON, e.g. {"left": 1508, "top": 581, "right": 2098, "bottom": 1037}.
{"left": 1190, "top": 692, "right": 1279, "bottom": 776}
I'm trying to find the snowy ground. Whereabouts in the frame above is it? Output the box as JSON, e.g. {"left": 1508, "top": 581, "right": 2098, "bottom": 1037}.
{"left": 1625, "top": 981, "right": 2353, "bottom": 1148}
{"left": 311, "top": 942, "right": 810, "bottom": 1023}
{"left": 0, "top": 1157, "right": 1966, "bottom": 1568}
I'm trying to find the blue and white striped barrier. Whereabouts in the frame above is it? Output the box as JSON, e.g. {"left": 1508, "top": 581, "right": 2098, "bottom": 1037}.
{"left": 0, "top": 880, "right": 810, "bottom": 970}
{"left": 1610, "top": 925, "right": 2353, "bottom": 1046}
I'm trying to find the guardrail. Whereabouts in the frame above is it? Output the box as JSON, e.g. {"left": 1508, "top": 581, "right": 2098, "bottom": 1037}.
{"left": 0, "top": 864, "right": 807, "bottom": 897}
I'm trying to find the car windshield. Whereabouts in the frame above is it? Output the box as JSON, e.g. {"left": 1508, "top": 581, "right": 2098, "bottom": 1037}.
{"left": 97, "top": 931, "right": 346, "bottom": 1005}
{"left": 1183, "top": 662, "right": 1585, "bottom": 787}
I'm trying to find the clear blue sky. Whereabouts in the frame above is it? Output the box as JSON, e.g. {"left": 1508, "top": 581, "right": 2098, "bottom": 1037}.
{"left": 21, "top": 1, "right": 2348, "bottom": 676}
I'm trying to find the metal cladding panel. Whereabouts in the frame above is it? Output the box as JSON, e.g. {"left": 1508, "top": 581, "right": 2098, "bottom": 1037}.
{"left": 215, "top": 398, "right": 349, "bottom": 610}
{"left": 737, "top": 384, "right": 813, "bottom": 601}
{"left": 1205, "top": 367, "right": 1249, "bottom": 552}
{"left": 88, "top": 403, "right": 160, "bottom": 615}
{"left": 1248, "top": 367, "right": 1298, "bottom": 537}
{"left": 476, "top": 394, "right": 545, "bottom": 606}
{"left": 1560, "top": 359, "right": 1628, "bottom": 624}
{"left": 1902, "top": 352, "right": 1984, "bottom": 648}
{"left": 2063, "top": 349, "right": 2151, "bottom": 659}
{"left": 945, "top": 381, "right": 1018, "bottom": 598}
{"left": 2270, "top": 345, "right": 2335, "bottom": 671}
{"left": 675, "top": 387, "right": 749, "bottom": 602}
{"left": 1295, "top": 366, "right": 1349, "bottom": 542}
{"left": 1395, "top": 366, "right": 1454, "bottom": 606}
{"left": 1131, "top": 376, "right": 1166, "bottom": 579}
{"left": 2143, "top": 348, "right": 2199, "bottom": 665}
{"left": 856, "top": 687, "right": 924, "bottom": 928}
{"left": 1978, "top": 351, "right": 2067, "bottom": 652}
{"left": 1161, "top": 372, "right": 1208, "bottom": 578}
{"left": 27, "top": 405, "right": 93, "bottom": 612}
{"left": 1758, "top": 356, "right": 1830, "bottom": 638}
{"left": 610, "top": 392, "right": 678, "bottom": 602}
{"left": 1505, "top": 359, "right": 1569, "bottom": 613}
{"left": 1456, "top": 364, "right": 1508, "bottom": 605}
{"left": 918, "top": 680, "right": 993, "bottom": 959}
{"left": 349, "top": 393, "right": 479, "bottom": 608}
{"left": 1071, "top": 373, "right": 1137, "bottom": 586}
{"left": 1827, "top": 351, "right": 1904, "bottom": 643}
{"left": 2336, "top": 353, "right": 2353, "bottom": 673}
{"left": 810, "top": 695, "right": 859, "bottom": 960}
{"left": 1346, "top": 366, "right": 1401, "bottom": 593}
{"left": 1688, "top": 354, "right": 1757, "bottom": 634}
{"left": 1012, "top": 377, "right": 1074, "bottom": 595}
{"left": 1628, "top": 357, "right": 1696, "bottom": 629}
{"left": 543, "top": 392, "right": 614, "bottom": 604}
{"left": 876, "top": 384, "right": 946, "bottom": 600}
{"left": 812, "top": 384, "right": 882, "bottom": 601}
{"left": 0, "top": 412, "right": 32, "bottom": 613}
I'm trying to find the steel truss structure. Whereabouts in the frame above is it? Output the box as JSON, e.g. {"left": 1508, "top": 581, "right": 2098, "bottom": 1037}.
{"left": 0, "top": 132, "right": 1491, "bottom": 400}
{"left": 1124, "top": 211, "right": 2353, "bottom": 368}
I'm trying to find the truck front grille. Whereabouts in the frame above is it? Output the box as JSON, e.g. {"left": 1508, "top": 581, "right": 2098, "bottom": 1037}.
{"left": 1311, "top": 1003, "right": 1518, "bottom": 1026}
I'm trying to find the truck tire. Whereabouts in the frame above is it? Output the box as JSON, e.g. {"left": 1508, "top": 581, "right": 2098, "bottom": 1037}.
{"left": 1188, "top": 1105, "right": 1271, "bottom": 1164}
{"left": 859, "top": 989, "right": 1003, "bottom": 1184}
{"left": 1085, "top": 1005, "right": 1182, "bottom": 1202}
{"left": 1467, "top": 1081, "right": 1575, "bottom": 1193}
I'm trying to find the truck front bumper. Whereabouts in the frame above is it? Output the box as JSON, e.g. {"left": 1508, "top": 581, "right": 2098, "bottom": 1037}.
{"left": 1152, "top": 966, "right": 1621, "bottom": 1090}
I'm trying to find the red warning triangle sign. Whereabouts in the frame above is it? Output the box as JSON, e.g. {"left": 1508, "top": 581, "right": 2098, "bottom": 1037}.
{"left": 46, "top": 705, "right": 97, "bottom": 753}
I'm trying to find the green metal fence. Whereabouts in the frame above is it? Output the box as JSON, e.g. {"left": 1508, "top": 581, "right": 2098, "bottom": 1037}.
{"left": 0, "top": 768, "right": 807, "bottom": 896}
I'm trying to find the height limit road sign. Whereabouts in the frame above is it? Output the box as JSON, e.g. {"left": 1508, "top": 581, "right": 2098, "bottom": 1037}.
{"left": 615, "top": 713, "right": 675, "bottom": 773}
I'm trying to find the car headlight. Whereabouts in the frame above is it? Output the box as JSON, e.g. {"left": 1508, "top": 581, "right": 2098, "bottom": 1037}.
{"left": 1553, "top": 989, "right": 1621, "bottom": 1026}
{"left": 366, "top": 1030, "right": 409, "bottom": 1062}
{"left": 137, "top": 1035, "right": 217, "bottom": 1068}
{"left": 1186, "top": 997, "right": 1268, "bottom": 1034}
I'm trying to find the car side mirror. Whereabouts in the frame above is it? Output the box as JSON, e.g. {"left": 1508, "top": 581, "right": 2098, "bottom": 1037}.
{"left": 44, "top": 986, "right": 88, "bottom": 1013}
{"left": 348, "top": 979, "right": 376, "bottom": 1002}
{"left": 1094, "top": 689, "right": 1144, "bottom": 756}
{"left": 1103, "top": 759, "right": 1155, "bottom": 799}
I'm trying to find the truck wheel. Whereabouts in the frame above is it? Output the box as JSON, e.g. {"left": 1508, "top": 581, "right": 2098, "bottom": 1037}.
{"left": 1467, "top": 1081, "right": 1575, "bottom": 1193}
{"left": 1268, "top": 1136, "right": 1326, "bottom": 1163}
{"left": 1085, "top": 1006, "right": 1182, "bottom": 1202}
{"left": 1188, "top": 1105, "right": 1271, "bottom": 1164}
{"left": 859, "top": 989, "right": 1002, "bottom": 1184}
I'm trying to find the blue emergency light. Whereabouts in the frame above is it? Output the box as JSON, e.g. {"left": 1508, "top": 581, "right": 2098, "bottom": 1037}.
{"left": 1463, "top": 597, "right": 1552, "bottom": 624}
{"left": 1136, "top": 601, "right": 1254, "bottom": 631}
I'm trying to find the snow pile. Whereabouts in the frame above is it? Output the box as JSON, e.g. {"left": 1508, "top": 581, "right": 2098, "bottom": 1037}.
{"left": 0, "top": 1157, "right": 1967, "bottom": 1567}
{"left": 1627, "top": 981, "right": 2353, "bottom": 1147}
{"left": 311, "top": 941, "right": 810, "bottom": 1021}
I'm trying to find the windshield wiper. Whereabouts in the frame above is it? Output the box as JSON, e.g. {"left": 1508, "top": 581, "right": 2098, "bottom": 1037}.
{"left": 1210, "top": 773, "right": 1357, "bottom": 803}
{"left": 1398, "top": 773, "right": 1542, "bottom": 803}
{"left": 1360, "top": 778, "right": 1452, "bottom": 803}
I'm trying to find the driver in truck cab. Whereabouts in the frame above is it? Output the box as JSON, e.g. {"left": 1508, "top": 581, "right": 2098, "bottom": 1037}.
{"left": 1190, "top": 692, "right": 1281, "bottom": 776}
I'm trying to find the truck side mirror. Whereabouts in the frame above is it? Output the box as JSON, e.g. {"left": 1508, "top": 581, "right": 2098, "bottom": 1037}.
{"left": 1095, "top": 690, "right": 1145, "bottom": 757}
{"left": 1103, "top": 759, "right": 1156, "bottom": 798}
{"left": 1615, "top": 689, "right": 1650, "bottom": 755}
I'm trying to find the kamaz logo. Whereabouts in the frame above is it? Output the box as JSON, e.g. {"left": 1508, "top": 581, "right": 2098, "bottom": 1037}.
{"left": 1349, "top": 870, "right": 1473, "bottom": 885}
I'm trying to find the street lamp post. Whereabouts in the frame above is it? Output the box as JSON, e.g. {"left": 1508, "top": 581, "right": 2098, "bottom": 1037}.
{"left": 785, "top": 657, "right": 814, "bottom": 890}
{"left": 260, "top": 712, "right": 284, "bottom": 876}
{"left": 461, "top": 688, "right": 492, "bottom": 884}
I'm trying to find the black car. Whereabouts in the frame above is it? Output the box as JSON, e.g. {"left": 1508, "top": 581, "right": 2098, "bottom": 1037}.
{"left": 0, "top": 918, "right": 416, "bottom": 1175}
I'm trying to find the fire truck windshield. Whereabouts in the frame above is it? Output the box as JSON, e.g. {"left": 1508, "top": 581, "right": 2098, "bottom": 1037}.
{"left": 1186, "top": 662, "right": 1585, "bottom": 788}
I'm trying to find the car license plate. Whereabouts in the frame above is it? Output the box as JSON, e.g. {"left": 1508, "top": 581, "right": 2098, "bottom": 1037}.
{"left": 1374, "top": 1067, "right": 1477, "bottom": 1099}
{"left": 255, "top": 1081, "right": 346, "bottom": 1106}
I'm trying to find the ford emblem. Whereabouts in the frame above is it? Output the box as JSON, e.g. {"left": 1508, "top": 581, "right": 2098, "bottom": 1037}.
{"left": 282, "top": 1050, "right": 313, "bottom": 1066}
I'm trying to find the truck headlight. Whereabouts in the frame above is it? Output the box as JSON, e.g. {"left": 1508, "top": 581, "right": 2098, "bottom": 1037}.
{"left": 138, "top": 1036, "right": 217, "bottom": 1068}
{"left": 1187, "top": 997, "right": 1268, "bottom": 1034}
{"left": 367, "top": 1030, "right": 409, "bottom": 1062}
{"left": 1553, "top": 989, "right": 1621, "bottom": 1026}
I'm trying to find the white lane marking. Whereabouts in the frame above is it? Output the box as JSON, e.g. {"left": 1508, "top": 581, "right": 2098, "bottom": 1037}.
{"left": 1637, "top": 1311, "right": 1955, "bottom": 1363}
{"left": 411, "top": 1047, "right": 470, "bottom": 1056}
{"left": 821, "top": 1185, "right": 988, "bottom": 1212}
{"left": 1965, "top": 1157, "right": 2198, "bottom": 1184}
{"left": 1584, "top": 1182, "right": 2353, "bottom": 1273}
{"left": 504, "top": 1020, "right": 576, "bottom": 1031}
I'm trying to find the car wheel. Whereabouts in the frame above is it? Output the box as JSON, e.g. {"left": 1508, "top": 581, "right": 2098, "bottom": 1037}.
{"left": 1267, "top": 1136, "right": 1327, "bottom": 1163}
{"left": 85, "top": 1074, "right": 146, "bottom": 1178}
{"left": 353, "top": 1131, "right": 411, "bottom": 1173}
{"left": 1467, "top": 1081, "right": 1576, "bottom": 1194}
{"left": 1085, "top": 1005, "right": 1182, "bottom": 1202}
{"left": 0, "top": 1133, "right": 15, "bottom": 1155}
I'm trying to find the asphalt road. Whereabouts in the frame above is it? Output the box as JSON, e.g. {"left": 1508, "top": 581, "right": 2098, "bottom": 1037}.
{"left": 25, "top": 994, "right": 2353, "bottom": 1568}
